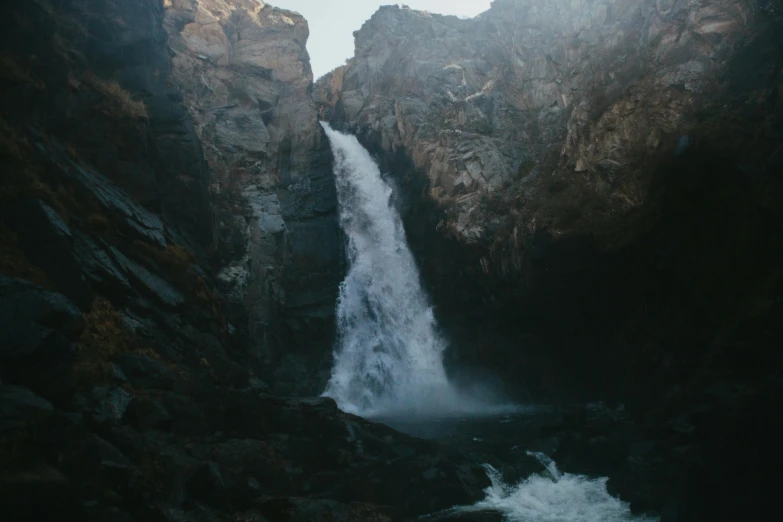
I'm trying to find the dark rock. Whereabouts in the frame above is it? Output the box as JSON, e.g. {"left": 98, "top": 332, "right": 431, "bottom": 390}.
{"left": 37, "top": 143, "right": 168, "bottom": 249}
{"left": 0, "top": 385, "right": 54, "bottom": 432}
{"left": 160, "top": 392, "right": 212, "bottom": 436}
{"left": 72, "top": 233, "right": 132, "bottom": 301}
{"left": 86, "top": 386, "right": 133, "bottom": 425}
{"left": 210, "top": 439, "right": 294, "bottom": 498}
{"left": 109, "top": 247, "right": 185, "bottom": 309}
{"left": 114, "top": 354, "right": 172, "bottom": 390}
{"left": 0, "top": 276, "right": 84, "bottom": 360}
{"left": 256, "top": 497, "right": 392, "bottom": 522}
{"left": 185, "top": 461, "right": 225, "bottom": 507}
{"left": 1, "top": 198, "right": 91, "bottom": 310}
{"left": 127, "top": 396, "right": 172, "bottom": 431}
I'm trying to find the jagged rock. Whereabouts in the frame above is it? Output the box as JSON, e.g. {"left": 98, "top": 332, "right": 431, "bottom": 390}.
{"left": 108, "top": 247, "right": 185, "bottom": 309}
{"left": 71, "top": 233, "right": 133, "bottom": 300}
{"left": 87, "top": 386, "right": 133, "bottom": 425}
{"left": 36, "top": 143, "right": 168, "bottom": 249}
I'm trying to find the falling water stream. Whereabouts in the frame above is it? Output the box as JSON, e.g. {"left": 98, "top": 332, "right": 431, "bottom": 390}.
{"left": 319, "top": 123, "right": 657, "bottom": 521}
{"left": 320, "top": 122, "right": 466, "bottom": 417}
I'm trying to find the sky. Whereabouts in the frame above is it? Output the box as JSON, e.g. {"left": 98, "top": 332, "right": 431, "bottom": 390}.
{"left": 271, "top": 0, "right": 492, "bottom": 79}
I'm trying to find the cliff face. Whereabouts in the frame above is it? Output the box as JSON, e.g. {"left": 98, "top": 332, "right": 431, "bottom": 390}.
{"left": 323, "top": 0, "right": 756, "bottom": 243}
{"left": 162, "top": 0, "right": 343, "bottom": 395}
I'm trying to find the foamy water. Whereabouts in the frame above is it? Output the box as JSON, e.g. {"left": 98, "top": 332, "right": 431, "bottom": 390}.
{"left": 441, "top": 453, "right": 659, "bottom": 522}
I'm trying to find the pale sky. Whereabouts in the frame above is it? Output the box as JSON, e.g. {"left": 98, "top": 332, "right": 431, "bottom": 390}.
{"left": 271, "top": 0, "right": 492, "bottom": 79}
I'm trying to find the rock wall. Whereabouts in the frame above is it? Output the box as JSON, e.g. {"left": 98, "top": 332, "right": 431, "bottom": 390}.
{"left": 162, "top": 0, "right": 343, "bottom": 395}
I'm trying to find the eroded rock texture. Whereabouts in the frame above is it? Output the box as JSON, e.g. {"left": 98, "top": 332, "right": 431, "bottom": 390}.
{"left": 322, "top": 0, "right": 756, "bottom": 242}
{"left": 163, "top": 0, "right": 342, "bottom": 395}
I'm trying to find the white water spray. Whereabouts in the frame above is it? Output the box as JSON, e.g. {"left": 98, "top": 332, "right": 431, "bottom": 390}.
{"left": 320, "top": 123, "right": 473, "bottom": 417}
{"left": 442, "top": 453, "right": 659, "bottom": 522}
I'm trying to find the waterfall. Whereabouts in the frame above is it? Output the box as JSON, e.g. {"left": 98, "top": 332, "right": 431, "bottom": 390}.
{"left": 320, "top": 122, "right": 459, "bottom": 417}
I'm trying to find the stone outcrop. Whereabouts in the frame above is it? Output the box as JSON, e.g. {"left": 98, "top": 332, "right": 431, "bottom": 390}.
{"left": 163, "top": 0, "right": 343, "bottom": 395}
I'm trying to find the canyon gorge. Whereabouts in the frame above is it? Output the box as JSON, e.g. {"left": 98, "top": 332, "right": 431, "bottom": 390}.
{"left": 1, "top": 0, "right": 781, "bottom": 521}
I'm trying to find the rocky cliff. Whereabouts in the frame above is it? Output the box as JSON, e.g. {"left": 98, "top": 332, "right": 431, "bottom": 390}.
{"left": 163, "top": 0, "right": 343, "bottom": 395}
{"left": 323, "top": 0, "right": 757, "bottom": 242}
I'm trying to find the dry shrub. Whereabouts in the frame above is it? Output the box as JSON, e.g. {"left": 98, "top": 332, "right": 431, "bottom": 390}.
{"left": 84, "top": 73, "right": 148, "bottom": 120}
{"left": 0, "top": 225, "right": 50, "bottom": 287}
{"left": 74, "top": 297, "right": 160, "bottom": 389}
{"left": 73, "top": 297, "right": 131, "bottom": 388}
{"left": 133, "top": 241, "right": 194, "bottom": 275}
{"left": 82, "top": 213, "right": 111, "bottom": 235}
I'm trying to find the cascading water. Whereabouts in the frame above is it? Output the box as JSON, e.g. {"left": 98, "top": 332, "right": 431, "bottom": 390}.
{"left": 320, "top": 122, "right": 460, "bottom": 416}
{"left": 442, "top": 453, "right": 659, "bottom": 522}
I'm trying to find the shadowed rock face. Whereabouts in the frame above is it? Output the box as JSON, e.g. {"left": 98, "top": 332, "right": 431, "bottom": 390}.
{"left": 162, "top": 0, "right": 343, "bottom": 395}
